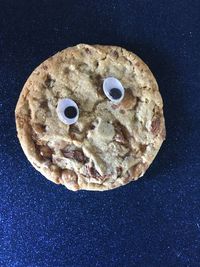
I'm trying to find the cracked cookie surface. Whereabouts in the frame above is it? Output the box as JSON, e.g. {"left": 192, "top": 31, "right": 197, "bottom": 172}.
{"left": 15, "top": 44, "right": 166, "bottom": 191}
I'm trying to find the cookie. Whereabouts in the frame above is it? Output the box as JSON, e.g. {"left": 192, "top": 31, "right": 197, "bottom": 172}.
{"left": 15, "top": 44, "right": 166, "bottom": 191}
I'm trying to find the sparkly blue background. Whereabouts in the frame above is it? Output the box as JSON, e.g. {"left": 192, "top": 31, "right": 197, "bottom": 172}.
{"left": 0, "top": 1, "right": 200, "bottom": 266}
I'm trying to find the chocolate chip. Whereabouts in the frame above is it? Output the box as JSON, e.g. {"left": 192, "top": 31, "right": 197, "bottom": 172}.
{"left": 62, "top": 150, "right": 86, "bottom": 163}
{"left": 114, "top": 133, "right": 126, "bottom": 144}
{"left": 87, "top": 165, "right": 101, "bottom": 178}
{"left": 42, "top": 65, "right": 48, "bottom": 70}
{"left": 85, "top": 48, "right": 92, "bottom": 54}
{"left": 92, "top": 74, "right": 104, "bottom": 97}
{"left": 114, "top": 121, "right": 127, "bottom": 144}
{"left": 33, "top": 123, "right": 46, "bottom": 134}
{"left": 139, "top": 144, "right": 147, "bottom": 153}
{"left": 89, "top": 124, "right": 95, "bottom": 130}
{"left": 40, "top": 146, "right": 52, "bottom": 159}
{"left": 39, "top": 100, "right": 48, "bottom": 109}
{"left": 151, "top": 117, "right": 161, "bottom": 136}
{"left": 112, "top": 50, "right": 119, "bottom": 58}
{"left": 116, "top": 166, "right": 122, "bottom": 177}
{"left": 44, "top": 74, "right": 55, "bottom": 88}
{"left": 118, "top": 89, "right": 137, "bottom": 110}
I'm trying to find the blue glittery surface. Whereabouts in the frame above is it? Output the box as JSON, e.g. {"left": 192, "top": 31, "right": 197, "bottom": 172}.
{"left": 0, "top": 1, "right": 200, "bottom": 266}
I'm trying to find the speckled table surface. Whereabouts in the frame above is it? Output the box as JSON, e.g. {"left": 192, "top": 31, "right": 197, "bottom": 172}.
{"left": 0, "top": 1, "right": 200, "bottom": 266}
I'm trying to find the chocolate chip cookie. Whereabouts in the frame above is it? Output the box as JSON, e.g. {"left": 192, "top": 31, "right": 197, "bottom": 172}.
{"left": 15, "top": 44, "right": 166, "bottom": 191}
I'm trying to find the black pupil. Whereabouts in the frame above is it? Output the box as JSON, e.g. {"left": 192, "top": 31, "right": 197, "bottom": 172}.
{"left": 109, "top": 88, "right": 122, "bottom": 99}
{"left": 64, "top": 106, "right": 77, "bottom": 119}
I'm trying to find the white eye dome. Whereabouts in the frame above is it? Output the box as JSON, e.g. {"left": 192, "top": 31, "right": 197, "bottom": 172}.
{"left": 103, "top": 77, "right": 124, "bottom": 103}
{"left": 56, "top": 98, "right": 79, "bottom": 125}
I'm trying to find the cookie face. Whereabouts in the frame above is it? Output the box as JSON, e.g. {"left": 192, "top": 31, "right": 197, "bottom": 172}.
{"left": 15, "top": 44, "right": 166, "bottom": 191}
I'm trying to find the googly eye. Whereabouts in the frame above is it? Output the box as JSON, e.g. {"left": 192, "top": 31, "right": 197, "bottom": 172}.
{"left": 56, "top": 98, "right": 79, "bottom": 125}
{"left": 103, "top": 77, "right": 124, "bottom": 103}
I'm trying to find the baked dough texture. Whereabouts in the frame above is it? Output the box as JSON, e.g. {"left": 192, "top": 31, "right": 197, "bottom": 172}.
{"left": 15, "top": 44, "right": 166, "bottom": 191}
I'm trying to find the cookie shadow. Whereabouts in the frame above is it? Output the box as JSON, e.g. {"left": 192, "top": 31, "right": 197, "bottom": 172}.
{"left": 120, "top": 42, "right": 188, "bottom": 179}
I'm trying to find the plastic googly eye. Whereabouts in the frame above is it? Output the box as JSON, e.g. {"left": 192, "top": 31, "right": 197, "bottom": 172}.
{"left": 56, "top": 98, "right": 79, "bottom": 125}
{"left": 103, "top": 77, "right": 124, "bottom": 103}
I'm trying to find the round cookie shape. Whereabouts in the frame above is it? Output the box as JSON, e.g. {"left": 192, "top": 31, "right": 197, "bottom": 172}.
{"left": 15, "top": 44, "right": 166, "bottom": 191}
